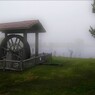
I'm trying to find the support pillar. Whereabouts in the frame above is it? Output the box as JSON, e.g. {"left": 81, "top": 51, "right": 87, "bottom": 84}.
{"left": 5, "top": 33, "right": 7, "bottom": 38}
{"left": 23, "top": 32, "right": 27, "bottom": 42}
{"left": 35, "top": 32, "right": 39, "bottom": 56}
{"left": 5, "top": 33, "right": 7, "bottom": 50}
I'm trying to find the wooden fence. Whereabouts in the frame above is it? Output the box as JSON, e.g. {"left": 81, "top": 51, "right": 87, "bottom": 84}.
{"left": 0, "top": 53, "right": 52, "bottom": 71}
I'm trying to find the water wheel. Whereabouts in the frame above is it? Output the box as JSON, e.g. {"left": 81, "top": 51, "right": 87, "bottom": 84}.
{"left": 0, "top": 35, "right": 31, "bottom": 60}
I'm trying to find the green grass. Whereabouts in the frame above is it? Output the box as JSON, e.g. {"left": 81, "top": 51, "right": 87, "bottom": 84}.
{"left": 0, "top": 57, "right": 95, "bottom": 95}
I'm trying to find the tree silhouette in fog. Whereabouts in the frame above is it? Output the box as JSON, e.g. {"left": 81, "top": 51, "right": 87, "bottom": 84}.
{"left": 89, "top": 0, "right": 95, "bottom": 38}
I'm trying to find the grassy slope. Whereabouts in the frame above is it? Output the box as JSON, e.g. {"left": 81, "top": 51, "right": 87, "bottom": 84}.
{"left": 0, "top": 57, "right": 95, "bottom": 95}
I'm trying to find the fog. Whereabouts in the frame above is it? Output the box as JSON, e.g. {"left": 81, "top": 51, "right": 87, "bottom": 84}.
{"left": 0, "top": 1, "right": 95, "bottom": 58}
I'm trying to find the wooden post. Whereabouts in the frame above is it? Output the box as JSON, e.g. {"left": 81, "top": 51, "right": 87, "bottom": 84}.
{"left": 5, "top": 33, "right": 7, "bottom": 38}
{"left": 35, "top": 32, "right": 39, "bottom": 56}
{"left": 5, "top": 33, "right": 7, "bottom": 59}
{"left": 23, "top": 32, "right": 27, "bottom": 42}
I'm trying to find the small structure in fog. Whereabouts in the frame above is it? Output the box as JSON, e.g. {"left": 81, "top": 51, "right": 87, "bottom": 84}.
{"left": 0, "top": 20, "right": 52, "bottom": 71}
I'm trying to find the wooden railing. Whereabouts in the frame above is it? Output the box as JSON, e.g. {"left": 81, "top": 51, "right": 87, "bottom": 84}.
{"left": 0, "top": 53, "right": 52, "bottom": 71}
{"left": 0, "top": 60, "right": 21, "bottom": 71}
{"left": 23, "top": 53, "right": 52, "bottom": 69}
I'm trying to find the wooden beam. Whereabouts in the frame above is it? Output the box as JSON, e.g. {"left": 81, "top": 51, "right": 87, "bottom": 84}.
{"left": 35, "top": 33, "right": 39, "bottom": 56}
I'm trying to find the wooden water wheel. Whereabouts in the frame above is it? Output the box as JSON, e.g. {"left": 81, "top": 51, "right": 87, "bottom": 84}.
{"left": 0, "top": 35, "right": 31, "bottom": 60}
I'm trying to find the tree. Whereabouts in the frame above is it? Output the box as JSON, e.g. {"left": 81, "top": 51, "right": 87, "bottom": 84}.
{"left": 92, "top": 0, "right": 95, "bottom": 13}
{"left": 53, "top": 50, "right": 56, "bottom": 56}
{"left": 89, "top": 0, "right": 95, "bottom": 37}
{"left": 89, "top": 26, "right": 95, "bottom": 38}
{"left": 68, "top": 49, "right": 73, "bottom": 58}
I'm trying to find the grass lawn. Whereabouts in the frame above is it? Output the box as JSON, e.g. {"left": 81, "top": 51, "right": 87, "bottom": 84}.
{"left": 0, "top": 57, "right": 95, "bottom": 95}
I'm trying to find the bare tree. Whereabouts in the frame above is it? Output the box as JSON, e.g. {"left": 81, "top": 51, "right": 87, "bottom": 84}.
{"left": 68, "top": 49, "right": 73, "bottom": 58}
{"left": 53, "top": 50, "right": 57, "bottom": 56}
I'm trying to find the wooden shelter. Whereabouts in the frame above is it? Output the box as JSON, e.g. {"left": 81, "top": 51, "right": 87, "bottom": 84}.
{"left": 0, "top": 20, "right": 52, "bottom": 71}
{"left": 0, "top": 20, "right": 46, "bottom": 57}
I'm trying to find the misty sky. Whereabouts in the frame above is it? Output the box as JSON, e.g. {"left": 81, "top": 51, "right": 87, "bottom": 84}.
{"left": 0, "top": 1, "right": 95, "bottom": 58}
